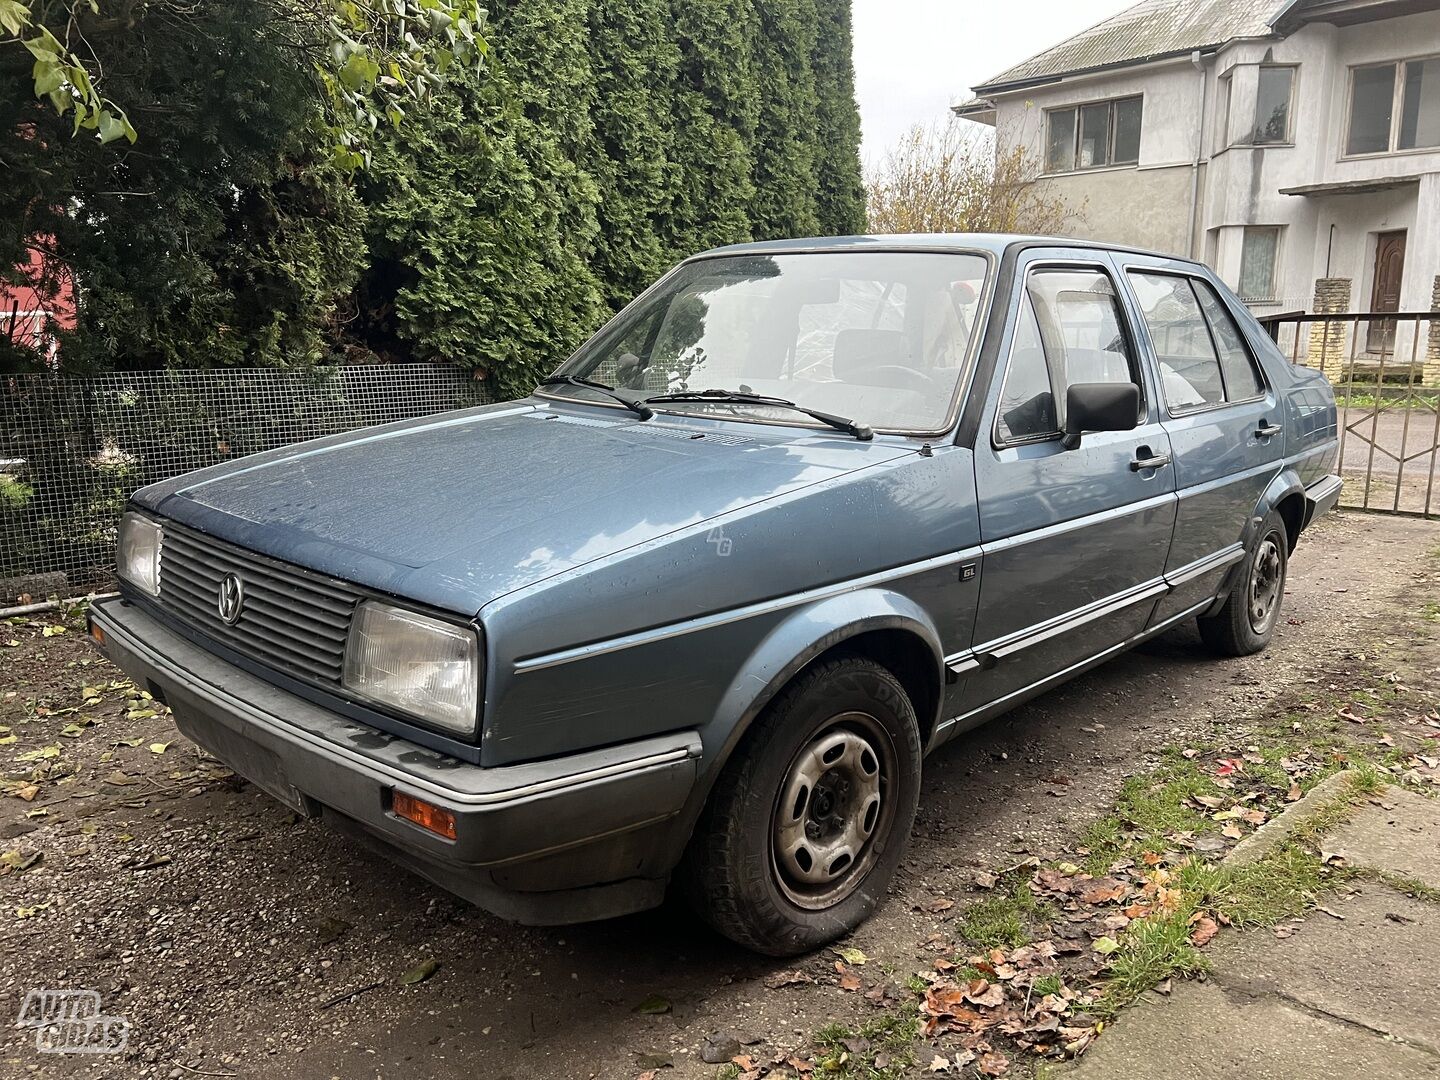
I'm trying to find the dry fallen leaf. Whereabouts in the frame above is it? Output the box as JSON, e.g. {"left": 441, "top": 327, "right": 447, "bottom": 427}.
{"left": 764, "top": 970, "right": 814, "bottom": 989}
{"left": 1076, "top": 877, "right": 1128, "bottom": 904}
{"left": 1189, "top": 915, "right": 1219, "bottom": 947}
{"left": 977, "top": 1050, "right": 1010, "bottom": 1076}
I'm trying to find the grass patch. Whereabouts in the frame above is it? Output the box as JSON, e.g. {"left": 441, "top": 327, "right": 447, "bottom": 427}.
{"left": 957, "top": 877, "right": 1054, "bottom": 950}
{"left": 812, "top": 1013, "right": 920, "bottom": 1079}
{"left": 1091, "top": 769, "right": 1378, "bottom": 1016}
{"left": 1098, "top": 911, "right": 1209, "bottom": 1013}
{"left": 1377, "top": 872, "right": 1440, "bottom": 905}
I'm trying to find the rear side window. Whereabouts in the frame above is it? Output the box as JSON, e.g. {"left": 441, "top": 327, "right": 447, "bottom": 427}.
{"left": 1128, "top": 272, "right": 1265, "bottom": 413}
{"left": 996, "top": 267, "right": 1141, "bottom": 444}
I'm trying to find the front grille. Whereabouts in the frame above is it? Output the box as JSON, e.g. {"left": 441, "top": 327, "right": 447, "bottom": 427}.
{"left": 157, "top": 524, "right": 359, "bottom": 685}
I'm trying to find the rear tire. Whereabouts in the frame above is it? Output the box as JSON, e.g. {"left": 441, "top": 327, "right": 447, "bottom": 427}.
{"left": 682, "top": 657, "right": 922, "bottom": 956}
{"left": 1198, "top": 510, "right": 1289, "bottom": 657}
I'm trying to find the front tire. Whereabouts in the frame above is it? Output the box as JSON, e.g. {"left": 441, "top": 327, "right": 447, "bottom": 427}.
{"left": 1198, "top": 510, "right": 1289, "bottom": 657}
{"left": 683, "top": 657, "right": 922, "bottom": 956}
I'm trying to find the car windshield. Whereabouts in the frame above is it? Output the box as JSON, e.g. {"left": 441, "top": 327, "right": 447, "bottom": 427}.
{"left": 549, "top": 251, "right": 990, "bottom": 433}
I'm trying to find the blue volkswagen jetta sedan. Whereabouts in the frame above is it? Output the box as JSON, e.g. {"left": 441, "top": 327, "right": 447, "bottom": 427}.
{"left": 90, "top": 235, "right": 1341, "bottom": 955}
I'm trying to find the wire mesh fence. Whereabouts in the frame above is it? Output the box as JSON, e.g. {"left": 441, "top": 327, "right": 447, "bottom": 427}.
{"left": 1, "top": 365, "right": 492, "bottom": 600}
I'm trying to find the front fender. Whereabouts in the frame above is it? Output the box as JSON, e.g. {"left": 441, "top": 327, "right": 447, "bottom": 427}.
{"left": 663, "top": 588, "right": 945, "bottom": 852}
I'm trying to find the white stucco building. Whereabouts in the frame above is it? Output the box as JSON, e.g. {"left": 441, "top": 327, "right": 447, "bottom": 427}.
{"left": 957, "top": 0, "right": 1440, "bottom": 332}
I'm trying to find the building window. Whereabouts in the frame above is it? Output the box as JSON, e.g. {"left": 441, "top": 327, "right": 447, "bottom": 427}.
{"left": 1238, "top": 227, "right": 1281, "bottom": 302}
{"left": 1252, "top": 66, "right": 1295, "bottom": 143}
{"left": 1400, "top": 57, "right": 1440, "bottom": 150}
{"left": 1346, "top": 56, "right": 1440, "bottom": 155}
{"left": 1215, "top": 72, "right": 1233, "bottom": 152}
{"left": 1045, "top": 96, "right": 1143, "bottom": 172}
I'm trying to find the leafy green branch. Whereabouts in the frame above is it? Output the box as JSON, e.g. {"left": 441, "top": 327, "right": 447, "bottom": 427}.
{"left": 0, "top": 0, "right": 488, "bottom": 160}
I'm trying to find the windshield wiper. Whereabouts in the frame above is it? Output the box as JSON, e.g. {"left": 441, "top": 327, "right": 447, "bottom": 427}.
{"left": 641, "top": 389, "right": 872, "bottom": 441}
{"left": 537, "top": 375, "right": 653, "bottom": 420}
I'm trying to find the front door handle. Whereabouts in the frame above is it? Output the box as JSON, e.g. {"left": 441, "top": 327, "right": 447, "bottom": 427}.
{"left": 1255, "top": 421, "right": 1282, "bottom": 438}
{"left": 1131, "top": 446, "right": 1171, "bottom": 471}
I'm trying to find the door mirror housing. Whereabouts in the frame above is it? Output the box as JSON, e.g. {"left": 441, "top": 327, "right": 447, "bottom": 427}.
{"left": 1062, "top": 382, "right": 1140, "bottom": 449}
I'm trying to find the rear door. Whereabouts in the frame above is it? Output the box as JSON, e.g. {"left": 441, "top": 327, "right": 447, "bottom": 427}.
{"left": 960, "top": 249, "right": 1177, "bottom": 716}
{"left": 1116, "top": 257, "right": 1284, "bottom": 623}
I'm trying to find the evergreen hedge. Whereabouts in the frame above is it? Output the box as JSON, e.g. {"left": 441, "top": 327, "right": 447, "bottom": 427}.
{"left": 0, "top": 1, "right": 865, "bottom": 394}
{"left": 354, "top": 0, "right": 866, "bottom": 394}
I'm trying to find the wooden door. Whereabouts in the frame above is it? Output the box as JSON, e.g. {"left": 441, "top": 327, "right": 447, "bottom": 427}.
{"left": 1368, "top": 230, "right": 1406, "bottom": 354}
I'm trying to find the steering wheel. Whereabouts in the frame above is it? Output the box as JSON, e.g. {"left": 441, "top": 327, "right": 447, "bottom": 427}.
{"left": 859, "top": 364, "right": 935, "bottom": 395}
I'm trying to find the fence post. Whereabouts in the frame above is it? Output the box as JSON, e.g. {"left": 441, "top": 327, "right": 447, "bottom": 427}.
{"left": 1308, "top": 277, "right": 1351, "bottom": 381}
{"left": 1425, "top": 275, "right": 1440, "bottom": 387}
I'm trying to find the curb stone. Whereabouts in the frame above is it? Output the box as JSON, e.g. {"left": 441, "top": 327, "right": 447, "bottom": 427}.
{"left": 1224, "top": 770, "right": 1358, "bottom": 867}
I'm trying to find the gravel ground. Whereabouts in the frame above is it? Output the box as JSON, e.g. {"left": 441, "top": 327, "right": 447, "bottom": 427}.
{"left": 1, "top": 511, "right": 1436, "bottom": 1080}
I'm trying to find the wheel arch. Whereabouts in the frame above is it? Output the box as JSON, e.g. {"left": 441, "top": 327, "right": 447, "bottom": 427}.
{"left": 1257, "top": 469, "right": 1306, "bottom": 552}
{"left": 667, "top": 589, "right": 946, "bottom": 857}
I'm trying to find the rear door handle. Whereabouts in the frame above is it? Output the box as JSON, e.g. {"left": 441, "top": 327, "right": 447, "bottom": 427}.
{"left": 1255, "top": 422, "right": 1282, "bottom": 438}
{"left": 1131, "top": 447, "right": 1171, "bottom": 471}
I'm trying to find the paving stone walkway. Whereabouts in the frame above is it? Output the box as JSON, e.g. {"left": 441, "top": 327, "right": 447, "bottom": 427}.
{"left": 1067, "top": 788, "right": 1440, "bottom": 1079}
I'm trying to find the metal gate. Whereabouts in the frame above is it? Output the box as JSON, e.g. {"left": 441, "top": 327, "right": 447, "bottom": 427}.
{"left": 1259, "top": 310, "right": 1440, "bottom": 518}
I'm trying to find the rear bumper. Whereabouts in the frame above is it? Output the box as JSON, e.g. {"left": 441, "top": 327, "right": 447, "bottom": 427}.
{"left": 88, "top": 598, "right": 701, "bottom": 923}
{"left": 1303, "top": 473, "right": 1343, "bottom": 529}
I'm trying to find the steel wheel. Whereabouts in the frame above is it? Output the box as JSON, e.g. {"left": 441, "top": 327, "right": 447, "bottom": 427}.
{"left": 1248, "top": 535, "right": 1284, "bottom": 634}
{"left": 770, "top": 712, "right": 894, "bottom": 911}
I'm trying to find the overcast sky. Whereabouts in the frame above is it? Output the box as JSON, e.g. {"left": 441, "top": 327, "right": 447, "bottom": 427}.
{"left": 852, "top": 0, "right": 1135, "bottom": 169}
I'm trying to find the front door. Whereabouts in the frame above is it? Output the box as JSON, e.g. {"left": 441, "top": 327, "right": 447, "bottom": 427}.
{"left": 961, "top": 251, "right": 1177, "bottom": 719}
{"left": 1368, "top": 230, "right": 1406, "bottom": 355}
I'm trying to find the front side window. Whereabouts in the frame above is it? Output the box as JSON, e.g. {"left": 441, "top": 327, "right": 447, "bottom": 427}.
{"left": 1128, "top": 272, "right": 1266, "bottom": 413}
{"left": 1238, "top": 227, "right": 1280, "bottom": 302}
{"left": 1348, "top": 57, "right": 1440, "bottom": 155}
{"left": 1253, "top": 66, "right": 1295, "bottom": 144}
{"left": 995, "top": 267, "right": 1140, "bottom": 444}
{"left": 1045, "top": 96, "right": 1143, "bottom": 172}
{"left": 554, "top": 252, "right": 989, "bottom": 433}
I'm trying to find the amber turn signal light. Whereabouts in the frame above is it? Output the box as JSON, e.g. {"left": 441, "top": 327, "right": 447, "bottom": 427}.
{"left": 391, "top": 790, "right": 457, "bottom": 840}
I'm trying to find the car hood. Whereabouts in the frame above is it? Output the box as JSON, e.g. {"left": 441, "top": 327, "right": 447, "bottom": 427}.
{"left": 135, "top": 399, "right": 914, "bottom": 615}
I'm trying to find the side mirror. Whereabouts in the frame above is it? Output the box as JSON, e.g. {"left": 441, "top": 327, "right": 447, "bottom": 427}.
{"left": 1062, "top": 382, "right": 1140, "bottom": 450}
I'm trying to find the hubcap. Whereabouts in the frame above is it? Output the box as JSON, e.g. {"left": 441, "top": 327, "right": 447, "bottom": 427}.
{"left": 771, "top": 714, "right": 892, "bottom": 910}
{"left": 1249, "top": 534, "right": 1284, "bottom": 633}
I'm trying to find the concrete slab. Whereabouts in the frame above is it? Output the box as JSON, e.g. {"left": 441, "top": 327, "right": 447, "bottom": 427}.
{"left": 1066, "top": 978, "right": 1440, "bottom": 1079}
{"left": 1207, "top": 884, "right": 1440, "bottom": 1057}
{"left": 1327, "top": 789, "right": 1440, "bottom": 890}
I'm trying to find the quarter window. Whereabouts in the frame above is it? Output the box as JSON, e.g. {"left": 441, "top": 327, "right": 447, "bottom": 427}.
{"left": 1194, "top": 281, "right": 1265, "bottom": 400}
{"left": 996, "top": 268, "right": 1140, "bottom": 443}
{"left": 1128, "top": 272, "right": 1266, "bottom": 413}
{"left": 1045, "top": 97, "right": 1143, "bottom": 172}
{"left": 1347, "top": 57, "right": 1440, "bottom": 155}
{"left": 1252, "top": 66, "right": 1295, "bottom": 144}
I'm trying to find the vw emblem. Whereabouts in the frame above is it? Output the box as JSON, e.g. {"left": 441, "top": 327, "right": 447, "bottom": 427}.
{"left": 217, "top": 573, "right": 245, "bottom": 625}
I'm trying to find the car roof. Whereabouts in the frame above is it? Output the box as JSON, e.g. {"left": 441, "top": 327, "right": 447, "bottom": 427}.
{"left": 693, "top": 233, "right": 1198, "bottom": 267}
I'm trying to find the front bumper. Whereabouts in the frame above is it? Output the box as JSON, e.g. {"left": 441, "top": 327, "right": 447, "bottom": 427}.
{"left": 89, "top": 598, "right": 702, "bottom": 924}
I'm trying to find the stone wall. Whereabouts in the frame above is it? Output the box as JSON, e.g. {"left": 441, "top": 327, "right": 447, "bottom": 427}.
{"left": 1308, "top": 278, "right": 1352, "bottom": 381}
{"left": 1426, "top": 276, "right": 1440, "bottom": 387}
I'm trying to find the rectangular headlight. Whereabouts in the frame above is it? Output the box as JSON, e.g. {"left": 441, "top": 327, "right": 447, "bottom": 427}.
{"left": 343, "top": 601, "right": 479, "bottom": 737}
{"left": 117, "top": 513, "right": 163, "bottom": 596}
